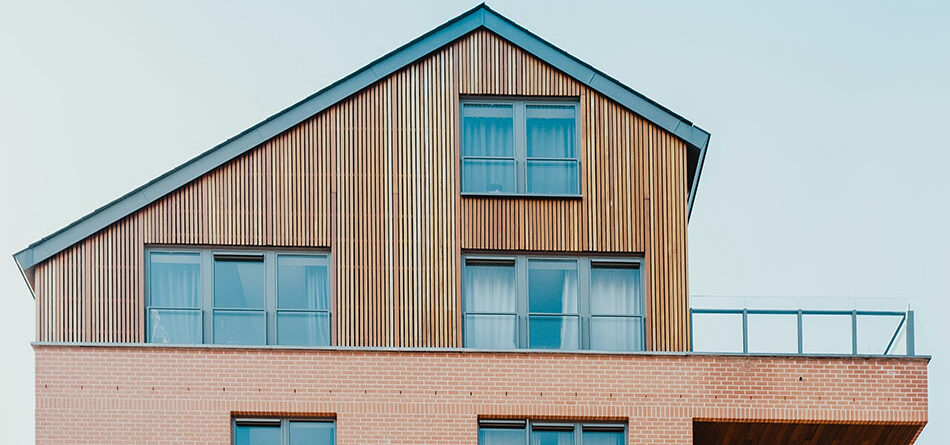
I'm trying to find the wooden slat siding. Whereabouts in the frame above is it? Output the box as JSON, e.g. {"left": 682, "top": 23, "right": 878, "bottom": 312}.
{"left": 30, "top": 29, "right": 690, "bottom": 350}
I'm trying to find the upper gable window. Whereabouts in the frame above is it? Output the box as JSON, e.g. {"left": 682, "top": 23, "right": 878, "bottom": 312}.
{"left": 461, "top": 99, "right": 580, "bottom": 196}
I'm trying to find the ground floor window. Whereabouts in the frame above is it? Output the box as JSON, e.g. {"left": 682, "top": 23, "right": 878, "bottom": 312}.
{"left": 233, "top": 418, "right": 334, "bottom": 445}
{"left": 478, "top": 419, "right": 625, "bottom": 445}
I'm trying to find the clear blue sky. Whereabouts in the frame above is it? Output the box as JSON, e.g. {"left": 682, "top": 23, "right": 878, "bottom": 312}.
{"left": 1, "top": 1, "right": 947, "bottom": 443}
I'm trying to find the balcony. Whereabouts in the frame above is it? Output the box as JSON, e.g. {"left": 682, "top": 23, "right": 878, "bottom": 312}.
{"left": 689, "top": 296, "right": 915, "bottom": 356}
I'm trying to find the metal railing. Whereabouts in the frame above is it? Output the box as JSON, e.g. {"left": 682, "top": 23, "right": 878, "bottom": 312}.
{"left": 689, "top": 296, "right": 915, "bottom": 356}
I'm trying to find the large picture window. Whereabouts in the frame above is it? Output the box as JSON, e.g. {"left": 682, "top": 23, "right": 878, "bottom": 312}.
{"left": 463, "top": 255, "right": 644, "bottom": 351}
{"left": 478, "top": 420, "right": 625, "bottom": 445}
{"left": 461, "top": 99, "right": 579, "bottom": 196}
{"left": 233, "top": 418, "right": 335, "bottom": 445}
{"left": 146, "top": 249, "right": 331, "bottom": 346}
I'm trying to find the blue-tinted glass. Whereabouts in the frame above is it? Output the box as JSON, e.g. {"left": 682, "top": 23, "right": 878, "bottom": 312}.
{"left": 531, "top": 429, "right": 574, "bottom": 445}
{"left": 289, "top": 421, "right": 335, "bottom": 445}
{"left": 526, "top": 160, "right": 578, "bottom": 195}
{"left": 528, "top": 260, "right": 578, "bottom": 313}
{"left": 214, "top": 259, "right": 265, "bottom": 309}
{"left": 148, "top": 309, "right": 201, "bottom": 344}
{"left": 234, "top": 425, "right": 281, "bottom": 445}
{"left": 464, "top": 314, "right": 517, "bottom": 349}
{"left": 529, "top": 315, "right": 579, "bottom": 349}
{"left": 278, "top": 312, "right": 331, "bottom": 346}
{"left": 526, "top": 105, "right": 576, "bottom": 158}
{"left": 479, "top": 427, "right": 526, "bottom": 445}
{"left": 278, "top": 256, "right": 329, "bottom": 310}
{"left": 462, "top": 104, "right": 514, "bottom": 157}
{"left": 462, "top": 159, "right": 515, "bottom": 194}
{"left": 582, "top": 430, "right": 623, "bottom": 445}
{"left": 590, "top": 267, "right": 641, "bottom": 315}
{"left": 213, "top": 311, "right": 265, "bottom": 345}
{"left": 148, "top": 252, "right": 200, "bottom": 308}
{"left": 590, "top": 317, "right": 643, "bottom": 351}
{"left": 464, "top": 263, "right": 516, "bottom": 312}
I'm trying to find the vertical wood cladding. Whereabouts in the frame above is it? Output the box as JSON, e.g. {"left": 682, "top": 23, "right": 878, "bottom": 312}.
{"left": 31, "top": 29, "right": 690, "bottom": 350}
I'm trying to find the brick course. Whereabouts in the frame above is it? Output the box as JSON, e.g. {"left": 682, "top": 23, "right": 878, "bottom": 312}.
{"left": 34, "top": 345, "right": 928, "bottom": 444}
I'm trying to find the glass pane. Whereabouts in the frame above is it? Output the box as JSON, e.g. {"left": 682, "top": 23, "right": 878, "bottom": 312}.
{"left": 479, "top": 427, "right": 526, "bottom": 445}
{"left": 528, "top": 260, "right": 578, "bottom": 313}
{"left": 590, "top": 266, "right": 642, "bottom": 315}
{"left": 529, "top": 315, "right": 579, "bottom": 350}
{"left": 464, "top": 314, "right": 517, "bottom": 349}
{"left": 234, "top": 425, "right": 281, "bottom": 445}
{"left": 747, "top": 313, "right": 799, "bottom": 353}
{"left": 582, "top": 430, "right": 623, "bottom": 445}
{"left": 213, "top": 311, "right": 265, "bottom": 345}
{"left": 148, "top": 309, "right": 201, "bottom": 344}
{"left": 462, "top": 159, "right": 515, "bottom": 194}
{"left": 278, "top": 255, "right": 330, "bottom": 310}
{"left": 691, "top": 312, "right": 743, "bottom": 353}
{"left": 526, "top": 160, "right": 578, "bottom": 195}
{"left": 802, "top": 314, "right": 853, "bottom": 354}
{"left": 464, "top": 263, "right": 516, "bottom": 312}
{"left": 857, "top": 314, "right": 904, "bottom": 355}
{"left": 148, "top": 252, "right": 200, "bottom": 308}
{"left": 531, "top": 429, "right": 574, "bottom": 445}
{"left": 462, "top": 103, "right": 514, "bottom": 157}
{"left": 289, "top": 421, "right": 335, "bottom": 445}
{"left": 590, "top": 317, "right": 643, "bottom": 352}
{"left": 526, "top": 104, "right": 576, "bottom": 158}
{"left": 278, "top": 312, "right": 331, "bottom": 346}
{"left": 214, "top": 258, "right": 265, "bottom": 309}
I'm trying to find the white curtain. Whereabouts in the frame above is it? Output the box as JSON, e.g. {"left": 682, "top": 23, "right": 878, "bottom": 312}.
{"left": 149, "top": 254, "right": 200, "bottom": 343}
{"left": 465, "top": 264, "right": 516, "bottom": 349}
{"left": 304, "top": 264, "right": 329, "bottom": 344}
{"left": 590, "top": 267, "right": 642, "bottom": 351}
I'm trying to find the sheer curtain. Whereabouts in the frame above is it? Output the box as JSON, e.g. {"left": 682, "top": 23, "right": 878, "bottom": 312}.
{"left": 149, "top": 254, "right": 200, "bottom": 343}
{"left": 465, "top": 264, "right": 516, "bottom": 349}
{"left": 304, "top": 264, "right": 329, "bottom": 344}
{"left": 590, "top": 267, "right": 642, "bottom": 351}
{"left": 559, "top": 270, "right": 578, "bottom": 348}
{"left": 462, "top": 104, "right": 514, "bottom": 193}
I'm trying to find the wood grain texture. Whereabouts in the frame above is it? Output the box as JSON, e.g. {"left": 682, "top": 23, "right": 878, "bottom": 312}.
{"left": 31, "top": 29, "right": 690, "bottom": 350}
{"left": 693, "top": 421, "right": 924, "bottom": 445}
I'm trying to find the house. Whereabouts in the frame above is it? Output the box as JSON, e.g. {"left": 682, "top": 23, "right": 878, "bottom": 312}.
{"left": 13, "top": 4, "right": 928, "bottom": 444}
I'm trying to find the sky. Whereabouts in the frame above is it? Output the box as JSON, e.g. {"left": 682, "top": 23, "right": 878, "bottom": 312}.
{"left": 0, "top": 0, "right": 947, "bottom": 443}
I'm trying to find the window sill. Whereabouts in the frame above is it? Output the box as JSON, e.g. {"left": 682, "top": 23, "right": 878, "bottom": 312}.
{"left": 460, "top": 192, "right": 583, "bottom": 200}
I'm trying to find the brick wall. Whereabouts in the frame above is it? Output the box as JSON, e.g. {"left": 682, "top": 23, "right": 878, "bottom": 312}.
{"left": 34, "top": 345, "right": 928, "bottom": 444}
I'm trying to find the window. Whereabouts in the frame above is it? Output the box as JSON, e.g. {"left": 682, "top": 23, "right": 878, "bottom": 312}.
{"left": 233, "top": 418, "right": 334, "bottom": 445}
{"left": 463, "top": 256, "right": 644, "bottom": 351}
{"left": 461, "top": 99, "right": 579, "bottom": 196}
{"left": 478, "top": 420, "right": 625, "bottom": 445}
{"left": 146, "top": 249, "right": 331, "bottom": 346}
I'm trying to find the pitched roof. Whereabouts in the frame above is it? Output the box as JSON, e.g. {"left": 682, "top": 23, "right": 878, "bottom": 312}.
{"left": 13, "top": 3, "right": 710, "bottom": 272}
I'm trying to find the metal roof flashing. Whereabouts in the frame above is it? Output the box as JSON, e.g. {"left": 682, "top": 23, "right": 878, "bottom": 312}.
{"left": 13, "top": 3, "right": 709, "bottom": 274}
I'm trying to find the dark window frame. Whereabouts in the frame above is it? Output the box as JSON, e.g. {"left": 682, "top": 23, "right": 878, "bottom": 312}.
{"left": 145, "top": 247, "right": 332, "bottom": 346}
{"left": 478, "top": 419, "right": 627, "bottom": 445}
{"left": 232, "top": 417, "right": 335, "bottom": 445}
{"left": 460, "top": 98, "right": 581, "bottom": 197}
{"left": 462, "top": 254, "right": 645, "bottom": 351}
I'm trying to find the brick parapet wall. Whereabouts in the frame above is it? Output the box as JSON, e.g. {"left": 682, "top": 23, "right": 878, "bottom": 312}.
{"left": 34, "top": 345, "right": 928, "bottom": 444}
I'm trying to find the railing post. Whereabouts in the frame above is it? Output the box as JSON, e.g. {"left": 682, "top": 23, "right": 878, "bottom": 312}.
{"left": 742, "top": 308, "right": 749, "bottom": 354}
{"left": 906, "top": 310, "right": 915, "bottom": 356}
{"left": 851, "top": 310, "right": 858, "bottom": 355}
{"left": 797, "top": 309, "right": 803, "bottom": 354}
{"left": 689, "top": 308, "right": 694, "bottom": 352}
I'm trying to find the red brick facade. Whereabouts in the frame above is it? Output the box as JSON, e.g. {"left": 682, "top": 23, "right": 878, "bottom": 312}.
{"left": 34, "top": 344, "right": 928, "bottom": 444}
